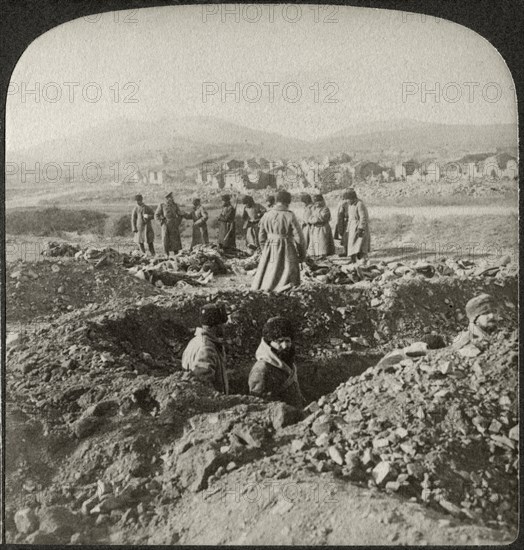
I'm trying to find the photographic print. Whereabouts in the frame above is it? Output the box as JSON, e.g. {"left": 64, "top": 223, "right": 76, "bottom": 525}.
{"left": 4, "top": 3, "right": 519, "bottom": 545}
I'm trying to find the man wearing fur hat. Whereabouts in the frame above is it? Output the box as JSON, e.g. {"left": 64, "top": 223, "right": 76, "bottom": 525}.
{"left": 217, "top": 194, "right": 237, "bottom": 251}
{"left": 334, "top": 188, "right": 370, "bottom": 263}
{"left": 182, "top": 303, "right": 229, "bottom": 394}
{"left": 248, "top": 317, "right": 305, "bottom": 408}
{"left": 307, "top": 193, "right": 335, "bottom": 258}
{"left": 184, "top": 197, "right": 209, "bottom": 249}
{"left": 155, "top": 191, "right": 183, "bottom": 257}
{"left": 452, "top": 294, "right": 498, "bottom": 350}
{"left": 251, "top": 190, "right": 306, "bottom": 292}
{"left": 131, "top": 194, "right": 156, "bottom": 256}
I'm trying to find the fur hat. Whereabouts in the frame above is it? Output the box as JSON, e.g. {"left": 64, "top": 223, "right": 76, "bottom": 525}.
{"left": 221, "top": 194, "right": 231, "bottom": 203}
{"left": 275, "top": 190, "right": 291, "bottom": 205}
{"left": 242, "top": 195, "right": 254, "bottom": 206}
{"left": 165, "top": 191, "right": 173, "bottom": 200}
{"left": 343, "top": 188, "right": 357, "bottom": 200}
{"left": 201, "top": 303, "right": 228, "bottom": 326}
{"left": 300, "top": 193, "right": 312, "bottom": 205}
{"left": 193, "top": 197, "right": 201, "bottom": 206}
{"left": 262, "top": 316, "right": 294, "bottom": 342}
{"left": 266, "top": 195, "right": 275, "bottom": 206}
{"left": 313, "top": 193, "right": 324, "bottom": 203}
{"left": 465, "top": 294, "right": 495, "bottom": 322}
{"left": 134, "top": 194, "right": 143, "bottom": 201}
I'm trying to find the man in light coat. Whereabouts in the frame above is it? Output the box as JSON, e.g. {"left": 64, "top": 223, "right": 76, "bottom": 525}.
{"left": 251, "top": 190, "right": 306, "bottom": 292}
{"left": 242, "top": 195, "right": 266, "bottom": 252}
{"left": 307, "top": 193, "right": 335, "bottom": 258}
{"left": 182, "top": 303, "right": 229, "bottom": 394}
{"left": 248, "top": 317, "right": 305, "bottom": 408}
{"left": 155, "top": 192, "right": 183, "bottom": 257}
{"left": 217, "top": 194, "right": 237, "bottom": 251}
{"left": 335, "top": 188, "right": 370, "bottom": 263}
{"left": 184, "top": 197, "right": 209, "bottom": 249}
{"left": 131, "top": 194, "right": 155, "bottom": 256}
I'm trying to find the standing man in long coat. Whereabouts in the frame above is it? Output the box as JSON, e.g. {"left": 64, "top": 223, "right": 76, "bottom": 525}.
{"left": 131, "top": 194, "right": 155, "bottom": 256}
{"left": 251, "top": 190, "right": 306, "bottom": 292}
{"left": 242, "top": 195, "right": 266, "bottom": 252}
{"left": 307, "top": 193, "right": 335, "bottom": 258}
{"left": 300, "top": 193, "right": 313, "bottom": 252}
{"left": 155, "top": 191, "right": 183, "bottom": 257}
{"left": 334, "top": 188, "right": 370, "bottom": 263}
{"left": 184, "top": 198, "right": 209, "bottom": 249}
{"left": 217, "top": 194, "right": 236, "bottom": 252}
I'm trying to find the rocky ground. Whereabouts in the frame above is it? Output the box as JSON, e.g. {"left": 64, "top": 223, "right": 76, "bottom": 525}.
{"left": 5, "top": 241, "right": 519, "bottom": 545}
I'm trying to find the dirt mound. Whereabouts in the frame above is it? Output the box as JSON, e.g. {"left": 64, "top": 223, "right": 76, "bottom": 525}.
{"left": 5, "top": 267, "right": 518, "bottom": 544}
{"left": 270, "top": 327, "right": 518, "bottom": 528}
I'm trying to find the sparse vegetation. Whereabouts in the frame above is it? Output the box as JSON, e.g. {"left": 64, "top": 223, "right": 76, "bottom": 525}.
{"left": 6, "top": 207, "right": 107, "bottom": 237}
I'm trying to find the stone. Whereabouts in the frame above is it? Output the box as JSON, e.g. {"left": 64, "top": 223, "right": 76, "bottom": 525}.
{"left": 38, "top": 506, "right": 76, "bottom": 538}
{"left": 25, "top": 531, "right": 58, "bottom": 544}
{"left": 14, "top": 508, "right": 39, "bottom": 534}
{"left": 406, "top": 462, "right": 425, "bottom": 479}
{"left": 372, "top": 462, "right": 394, "bottom": 485}
{"left": 81, "top": 494, "right": 99, "bottom": 515}
{"left": 315, "top": 433, "right": 330, "bottom": 447}
{"left": 385, "top": 481, "right": 401, "bottom": 492}
{"left": 439, "top": 499, "right": 462, "bottom": 516}
{"left": 361, "top": 448, "right": 374, "bottom": 466}
{"left": 328, "top": 445, "right": 344, "bottom": 465}
{"left": 400, "top": 442, "right": 416, "bottom": 456}
{"left": 438, "top": 361, "right": 451, "bottom": 375}
{"left": 395, "top": 427, "right": 408, "bottom": 439}
{"left": 232, "top": 424, "right": 268, "bottom": 448}
{"left": 291, "top": 440, "right": 306, "bottom": 452}
{"left": 488, "top": 420, "right": 502, "bottom": 433}
{"left": 73, "top": 415, "right": 103, "bottom": 439}
{"left": 175, "top": 445, "right": 224, "bottom": 492}
{"left": 509, "top": 424, "right": 518, "bottom": 441}
{"left": 373, "top": 438, "right": 389, "bottom": 449}
{"left": 270, "top": 402, "right": 303, "bottom": 430}
{"left": 311, "top": 416, "right": 332, "bottom": 436}
{"left": 458, "top": 344, "right": 481, "bottom": 358}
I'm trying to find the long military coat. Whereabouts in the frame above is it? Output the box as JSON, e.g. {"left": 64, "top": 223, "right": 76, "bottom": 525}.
{"left": 243, "top": 203, "right": 266, "bottom": 250}
{"left": 185, "top": 205, "right": 209, "bottom": 248}
{"left": 251, "top": 204, "right": 306, "bottom": 292}
{"left": 217, "top": 204, "right": 236, "bottom": 250}
{"left": 335, "top": 199, "right": 371, "bottom": 256}
{"left": 307, "top": 202, "right": 336, "bottom": 257}
{"left": 131, "top": 204, "right": 155, "bottom": 244}
{"left": 155, "top": 201, "right": 183, "bottom": 253}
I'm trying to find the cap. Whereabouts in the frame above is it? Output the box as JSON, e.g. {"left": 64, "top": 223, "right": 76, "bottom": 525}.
{"left": 201, "top": 303, "right": 228, "bottom": 326}
{"left": 263, "top": 316, "right": 294, "bottom": 342}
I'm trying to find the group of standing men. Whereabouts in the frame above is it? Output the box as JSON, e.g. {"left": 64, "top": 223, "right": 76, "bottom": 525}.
{"left": 250, "top": 188, "right": 370, "bottom": 292}
{"left": 131, "top": 188, "right": 371, "bottom": 293}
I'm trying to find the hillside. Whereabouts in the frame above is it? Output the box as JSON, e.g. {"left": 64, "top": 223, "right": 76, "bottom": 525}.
{"left": 7, "top": 117, "right": 517, "bottom": 169}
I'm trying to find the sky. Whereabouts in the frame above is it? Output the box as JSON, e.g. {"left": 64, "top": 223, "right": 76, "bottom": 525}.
{"left": 6, "top": 4, "right": 518, "bottom": 151}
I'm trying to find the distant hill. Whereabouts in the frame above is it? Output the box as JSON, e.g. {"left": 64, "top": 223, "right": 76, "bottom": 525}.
{"left": 8, "top": 116, "right": 312, "bottom": 169}
{"left": 314, "top": 122, "right": 517, "bottom": 154}
{"left": 7, "top": 117, "right": 517, "bottom": 170}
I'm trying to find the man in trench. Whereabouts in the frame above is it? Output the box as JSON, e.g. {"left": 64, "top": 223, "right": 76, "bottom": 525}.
{"left": 182, "top": 303, "right": 229, "bottom": 395}
{"left": 184, "top": 197, "right": 209, "bottom": 249}
{"left": 131, "top": 194, "right": 155, "bottom": 256}
{"left": 334, "top": 188, "right": 370, "bottom": 263}
{"left": 375, "top": 293, "right": 499, "bottom": 371}
{"left": 217, "top": 194, "right": 237, "bottom": 252}
{"left": 251, "top": 190, "right": 306, "bottom": 292}
{"left": 248, "top": 316, "right": 305, "bottom": 408}
{"left": 241, "top": 195, "right": 266, "bottom": 253}
{"left": 155, "top": 191, "right": 183, "bottom": 257}
{"left": 452, "top": 293, "right": 499, "bottom": 350}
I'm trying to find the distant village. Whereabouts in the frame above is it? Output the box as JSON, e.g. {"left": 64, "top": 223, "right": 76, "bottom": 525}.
{"left": 6, "top": 149, "right": 518, "bottom": 191}
{"left": 127, "top": 149, "right": 518, "bottom": 193}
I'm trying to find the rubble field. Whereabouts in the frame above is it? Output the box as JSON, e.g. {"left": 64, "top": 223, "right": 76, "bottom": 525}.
{"left": 5, "top": 243, "right": 519, "bottom": 545}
